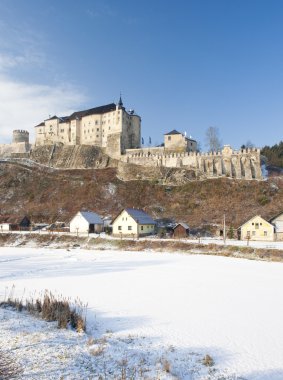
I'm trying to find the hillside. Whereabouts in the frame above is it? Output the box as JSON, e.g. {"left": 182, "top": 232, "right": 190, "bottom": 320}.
{"left": 0, "top": 160, "right": 282, "bottom": 229}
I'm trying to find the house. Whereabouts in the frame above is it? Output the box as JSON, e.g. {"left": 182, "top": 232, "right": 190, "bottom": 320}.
{"left": 0, "top": 215, "right": 31, "bottom": 231}
{"left": 239, "top": 215, "right": 274, "bottom": 241}
{"left": 173, "top": 223, "right": 190, "bottom": 238}
{"left": 112, "top": 208, "right": 156, "bottom": 237}
{"left": 70, "top": 211, "right": 103, "bottom": 234}
{"left": 164, "top": 130, "right": 197, "bottom": 152}
{"left": 269, "top": 212, "right": 283, "bottom": 241}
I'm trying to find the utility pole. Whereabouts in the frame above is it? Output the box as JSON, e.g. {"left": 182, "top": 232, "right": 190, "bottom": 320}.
{"left": 223, "top": 214, "right": 226, "bottom": 245}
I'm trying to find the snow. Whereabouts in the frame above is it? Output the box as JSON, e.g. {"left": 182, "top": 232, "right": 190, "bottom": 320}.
{"left": 0, "top": 247, "right": 283, "bottom": 379}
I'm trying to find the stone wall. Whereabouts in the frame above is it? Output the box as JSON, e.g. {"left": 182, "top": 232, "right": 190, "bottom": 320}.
{"left": 122, "top": 145, "right": 262, "bottom": 180}
{"left": 0, "top": 142, "right": 31, "bottom": 157}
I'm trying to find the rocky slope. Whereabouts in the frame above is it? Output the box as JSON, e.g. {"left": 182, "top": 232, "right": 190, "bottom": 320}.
{"left": 0, "top": 159, "right": 282, "bottom": 229}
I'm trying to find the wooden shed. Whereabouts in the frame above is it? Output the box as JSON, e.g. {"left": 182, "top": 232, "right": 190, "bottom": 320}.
{"left": 0, "top": 215, "right": 31, "bottom": 231}
{"left": 173, "top": 222, "right": 190, "bottom": 238}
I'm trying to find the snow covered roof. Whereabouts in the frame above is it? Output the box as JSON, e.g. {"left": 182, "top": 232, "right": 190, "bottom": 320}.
{"left": 125, "top": 208, "right": 156, "bottom": 225}
{"left": 78, "top": 211, "right": 103, "bottom": 225}
{"left": 112, "top": 208, "right": 156, "bottom": 225}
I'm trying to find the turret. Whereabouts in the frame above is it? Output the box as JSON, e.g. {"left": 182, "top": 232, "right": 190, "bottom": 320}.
{"left": 13, "top": 130, "right": 29, "bottom": 144}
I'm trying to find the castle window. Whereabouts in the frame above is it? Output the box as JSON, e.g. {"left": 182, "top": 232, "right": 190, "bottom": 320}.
{"left": 96, "top": 135, "right": 99, "bottom": 138}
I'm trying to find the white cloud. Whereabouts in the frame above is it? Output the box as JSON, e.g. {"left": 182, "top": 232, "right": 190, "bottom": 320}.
{"left": 0, "top": 22, "right": 87, "bottom": 145}
{"left": 0, "top": 74, "right": 86, "bottom": 143}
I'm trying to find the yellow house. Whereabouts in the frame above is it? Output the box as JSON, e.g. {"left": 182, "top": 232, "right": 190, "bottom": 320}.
{"left": 240, "top": 215, "right": 274, "bottom": 241}
{"left": 112, "top": 208, "right": 156, "bottom": 238}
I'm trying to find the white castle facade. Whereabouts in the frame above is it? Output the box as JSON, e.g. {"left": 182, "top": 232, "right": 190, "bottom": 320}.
{"left": 0, "top": 97, "right": 262, "bottom": 180}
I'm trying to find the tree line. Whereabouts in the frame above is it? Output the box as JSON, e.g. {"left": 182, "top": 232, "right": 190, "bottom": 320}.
{"left": 261, "top": 141, "right": 283, "bottom": 168}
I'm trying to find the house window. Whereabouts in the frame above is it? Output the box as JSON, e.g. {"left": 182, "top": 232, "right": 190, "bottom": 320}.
{"left": 97, "top": 128, "right": 99, "bottom": 131}
{"left": 255, "top": 223, "right": 259, "bottom": 229}
{"left": 168, "top": 136, "right": 171, "bottom": 141}
{"left": 141, "top": 226, "right": 144, "bottom": 230}
{"left": 252, "top": 231, "right": 256, "bottom": 236}
{"left": 118, "top": 226, "right": 122, "bottom": 231}
{"left": 264, "top": 231, "right": 267, "bottom": 236}
{"left": 128, "top": 226, "right": 132, "bottom": 231}
{"left": 247, "top": 231, "right": 250, "bottom": 237}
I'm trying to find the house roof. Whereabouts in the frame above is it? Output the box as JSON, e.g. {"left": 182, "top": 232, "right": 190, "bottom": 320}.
{"left": 34, "top": 122, "right": 45, "bottom": 128}
{"left": 269, "top": 211, "right": 283, "bottom": 223}
{"left": 0, "top": 215, "right": 30, "bottom": 224}
{"left": 45, "top": 115, "right": 58, "bottom": 121}
{"left": 173, "top": 222, "right": 190, "bottom": 230}
{"left": 69, "top": 103, "right": 117, "bottom": 121}
{"left": 125, "top": 208, "right": 156, "bottom": 225}
{"left": 112, "top": 208, "right": 156, "bottom": 225}
{"left": 164, "top": 129, "right": 182, "bottom": 136}
{"left": 77, "top": 211, "right": 103, "bottom": 225}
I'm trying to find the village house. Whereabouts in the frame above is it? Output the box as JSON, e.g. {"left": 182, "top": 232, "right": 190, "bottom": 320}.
{"left": 269, "top": 212, "right": 283, "bottom": 241}
{"left": 0, "top": 216, "right": 31, "bottom": 231}
{"left": 70, "top": 211, "right": 103, "bottom": 234}
{"left": 112, "top": 208, "right": 156, "bottom": 238}
{"left": 173, "top": 222, "right": 190, "bottom": 238}
{"left": 239, "top": 215, "right": 274, "bottom": 241}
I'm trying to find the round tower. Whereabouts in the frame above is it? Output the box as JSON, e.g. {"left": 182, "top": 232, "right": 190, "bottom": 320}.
{"left": 12, "top": 130, "right": 29, "bottom": 144}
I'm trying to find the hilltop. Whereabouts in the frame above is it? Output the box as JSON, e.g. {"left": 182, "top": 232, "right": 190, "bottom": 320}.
{"left": 0, "top": 158, "right": 282, "bottom": 229}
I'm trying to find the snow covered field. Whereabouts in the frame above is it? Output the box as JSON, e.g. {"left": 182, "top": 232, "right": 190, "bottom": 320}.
{"left": 0, "top": 247, "right": 283, "bottom": 379}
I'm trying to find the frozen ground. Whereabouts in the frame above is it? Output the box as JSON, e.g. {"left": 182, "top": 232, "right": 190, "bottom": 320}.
{"left": 2, "top": 230, "right": 283, "bottom": 250}
{"left": 0, "top": 247, "right": 283, "bottom": 379}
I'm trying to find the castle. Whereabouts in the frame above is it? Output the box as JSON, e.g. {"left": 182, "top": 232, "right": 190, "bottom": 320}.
{"left": 0, "top": 97, "right": 262, "bottom": 180}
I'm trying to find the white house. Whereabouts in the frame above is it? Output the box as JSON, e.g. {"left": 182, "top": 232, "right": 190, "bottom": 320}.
{"left": 269, "top": 212, "right": 283, "bottom": 241}
{"left": 112, "top": 208, "right": 156, "bottom": 237}
{"left": 70, "top": 211, "right": 103, "bottom": 234}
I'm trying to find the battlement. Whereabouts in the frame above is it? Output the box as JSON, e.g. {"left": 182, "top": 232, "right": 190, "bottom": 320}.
{"left": 13, "top": 130, "right": 29, "bottom": 144}
{"left": 123, "top": 145, "right": 262, "bottom": 180}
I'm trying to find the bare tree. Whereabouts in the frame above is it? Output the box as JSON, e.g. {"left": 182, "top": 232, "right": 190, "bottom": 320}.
{"left": 205, "top": 126, "right": 222, "bottom": 152}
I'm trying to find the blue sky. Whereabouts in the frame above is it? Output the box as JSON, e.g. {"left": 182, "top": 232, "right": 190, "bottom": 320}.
{"left": 0, "top": 0, "right": 282, "bottom": 149}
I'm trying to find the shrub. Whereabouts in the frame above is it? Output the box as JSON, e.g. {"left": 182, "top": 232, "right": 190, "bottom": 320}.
{"left": 202, "top": 354, "right": 214, "bottom": 367}
{"left": 0, "top": 349, "right": 23, "bottom": 379}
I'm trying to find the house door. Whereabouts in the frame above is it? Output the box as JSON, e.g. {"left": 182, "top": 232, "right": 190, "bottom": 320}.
{"left": 89, "top": 224, "right": 94, "bottom": 233}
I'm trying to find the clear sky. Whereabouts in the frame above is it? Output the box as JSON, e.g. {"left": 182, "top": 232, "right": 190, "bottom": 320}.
{"left": 0, "top": 0, "right": 282, "bottom": 149}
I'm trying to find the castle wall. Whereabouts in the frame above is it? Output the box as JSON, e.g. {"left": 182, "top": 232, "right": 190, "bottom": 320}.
{"left": 0, "top": 142, "right": 31, "bottom": 157}
{"left": 122, "top": 146, "right": 262, "bottom": 180}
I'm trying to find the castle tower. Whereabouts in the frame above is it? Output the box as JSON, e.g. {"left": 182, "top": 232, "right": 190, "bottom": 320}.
{"left": 13, "top": 130, "right": 29, "bottom": 144}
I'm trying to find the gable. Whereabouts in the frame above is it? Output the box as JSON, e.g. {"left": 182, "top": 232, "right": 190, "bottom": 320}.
{"left": 241, "top": 215, "right": 273, "bottom": 230}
